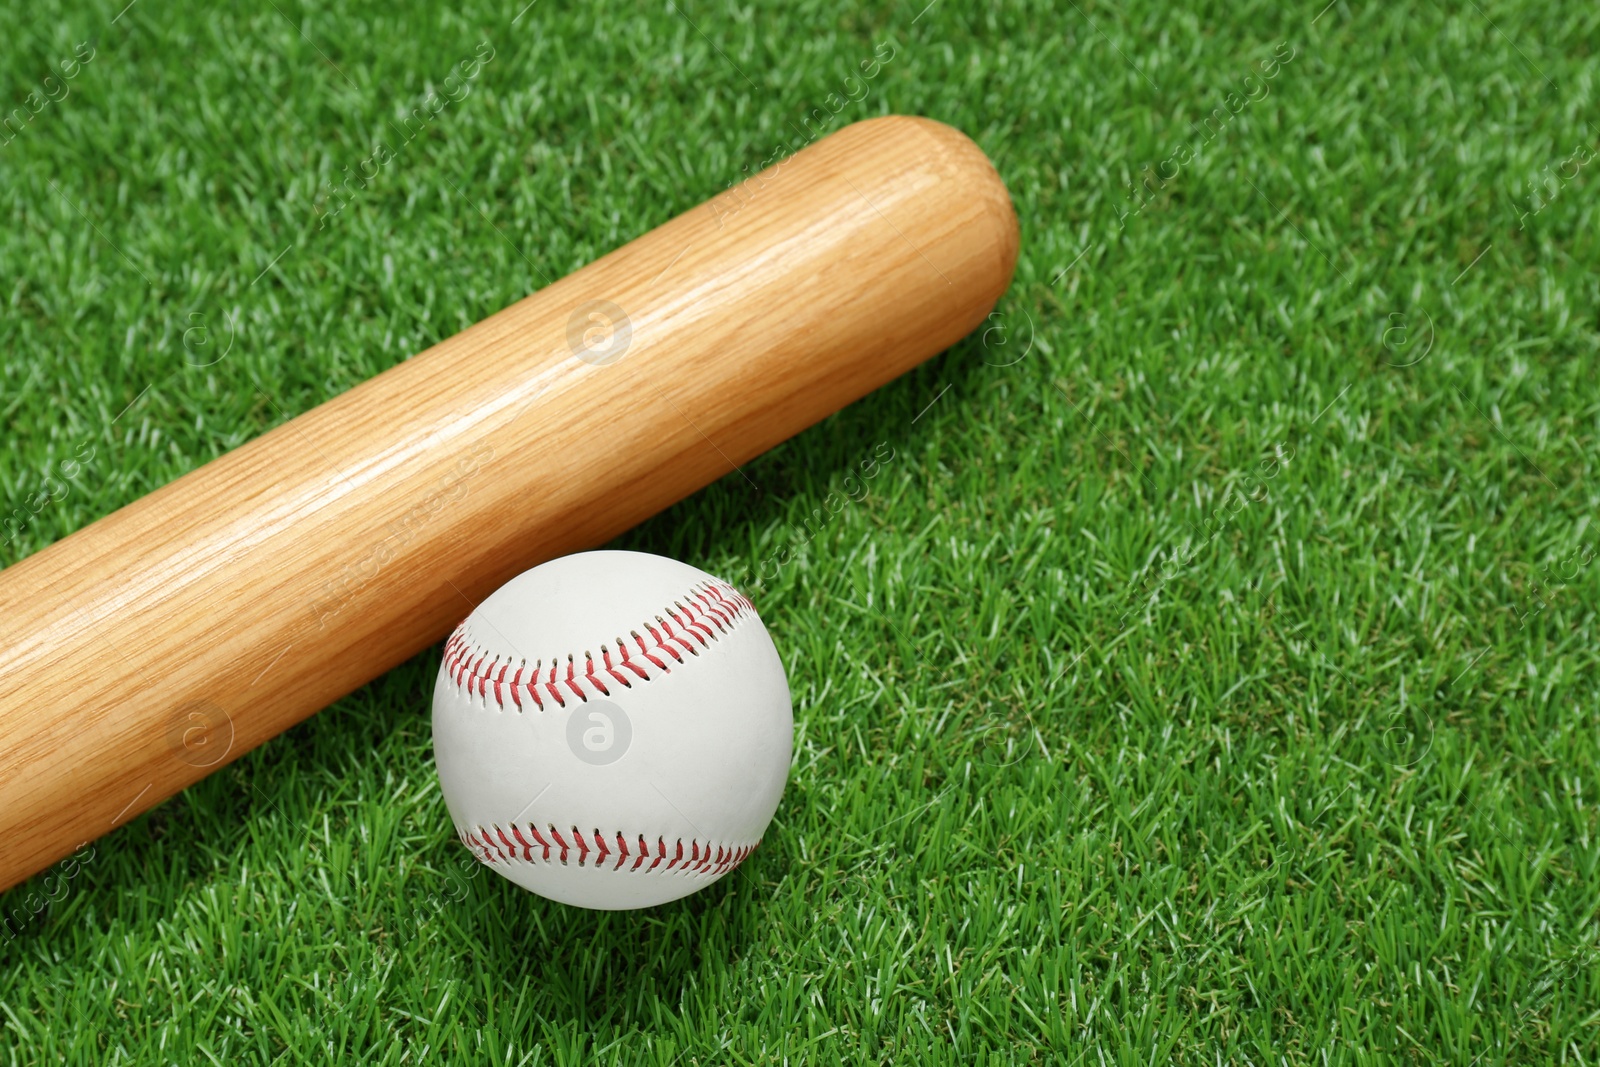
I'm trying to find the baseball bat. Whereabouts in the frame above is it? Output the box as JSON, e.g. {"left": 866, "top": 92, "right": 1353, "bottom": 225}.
{"left": 0, "top": 115, "right": 1017, "bottom": 894}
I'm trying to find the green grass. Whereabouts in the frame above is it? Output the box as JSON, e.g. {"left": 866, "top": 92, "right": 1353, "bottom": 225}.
{"left": 3, "top": 0, "right": 1599, "bottom": 1062}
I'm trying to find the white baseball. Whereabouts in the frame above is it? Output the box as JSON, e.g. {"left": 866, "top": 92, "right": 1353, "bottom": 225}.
{"left": 432, "top": 550, "right": 793, "bottom": 910}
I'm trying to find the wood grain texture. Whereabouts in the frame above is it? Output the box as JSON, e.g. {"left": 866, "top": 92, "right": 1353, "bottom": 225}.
{"left": 0, "top": 115, "right": 1018, "bottom": 893}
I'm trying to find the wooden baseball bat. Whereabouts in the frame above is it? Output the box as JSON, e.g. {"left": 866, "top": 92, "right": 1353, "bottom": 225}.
{"left": 0, "top": 115, "right": 1017, "bottom": 894}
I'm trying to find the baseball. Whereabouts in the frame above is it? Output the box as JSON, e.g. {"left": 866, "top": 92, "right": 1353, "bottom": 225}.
{"left": 432, "top": 550, "right": 793, "bottom": 910}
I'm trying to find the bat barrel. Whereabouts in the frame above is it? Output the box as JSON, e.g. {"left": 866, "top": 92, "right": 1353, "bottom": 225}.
{"left": 0, "top": 115, "right": 1018, "bottom": 893}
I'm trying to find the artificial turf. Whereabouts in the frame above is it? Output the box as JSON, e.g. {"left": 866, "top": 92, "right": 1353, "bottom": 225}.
{"left": 2, "top": 0, "right": 1598, "bottom": 1062}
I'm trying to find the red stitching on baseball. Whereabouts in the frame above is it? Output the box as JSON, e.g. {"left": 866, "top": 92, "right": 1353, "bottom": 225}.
{"left": 573, "top": 827, "right": 590, "bottom": 866}
{"left": 658, "top": 614, "right": 698, "bottom": 656}
{"left": 645, "top": 620, "right": 681, "bottom": 664}
{"left": 618, "top": 641, "right": 650, "bottom": 680}
{"left": 511, "top": 824, "right": 534, "bottom": 860}
{"left": 445, "top": 580, "right": 755, "bottom": 711}
{"left": 633, "top": 631, "right": 668, "bottom": 671}
{"left": 544, "top": 663, "right": 566, "bottom": 709}
{"left": 529, "top": 824, "right": 552, "bottom": 860}
{"left": 672, "top": 603, "right": 712, "bottom": 646}
{"left": 467, "top": 829, "right": 500, "bottom": 864}
{"left": 582, "top": 653, "right": 611, "bottom": 697}
{"left": 601, "top": 646, "right": 633, "bottom": 688}
{"left": 694, "top": 589, "right": 732, "bottom": 632}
